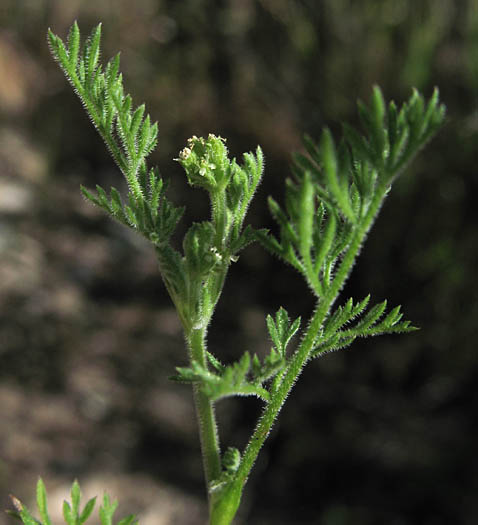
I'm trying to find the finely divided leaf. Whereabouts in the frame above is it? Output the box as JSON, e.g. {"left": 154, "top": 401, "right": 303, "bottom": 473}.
{"left": 352, "top": 300, "right": 388, "bottom": 331}
{"left": 266, "top": 307, "right": 301, "bottom": 357}
{"left": 321, "top": 295, "right": 370, "bottom": 341}
{"left": 49, "top": 22, "right": 182, "bottom": 245}
{"left": 312, "top": 298, "right": 418, "bottom": 358}
{"left": 251, "top": 348, "right": 285, "bottom": 384}
{"left": 171, "top": 353, "right": 271, "bottom": 402}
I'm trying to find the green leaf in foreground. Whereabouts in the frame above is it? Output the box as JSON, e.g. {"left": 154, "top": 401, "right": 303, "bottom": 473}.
{"left": 8, "top": 480, "right": 137, "bottom": 525}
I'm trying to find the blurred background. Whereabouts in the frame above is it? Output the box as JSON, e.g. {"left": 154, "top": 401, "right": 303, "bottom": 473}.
{"left": 1, "top": 1, "right": 477, "bottom": 524}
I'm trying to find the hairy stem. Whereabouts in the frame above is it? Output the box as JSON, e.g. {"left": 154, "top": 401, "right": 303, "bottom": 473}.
{"left": 187, "top": 328, "right": 222, "bottom": 489}
{"left": 233, "top": 181, "right": 389, "bottom": 499}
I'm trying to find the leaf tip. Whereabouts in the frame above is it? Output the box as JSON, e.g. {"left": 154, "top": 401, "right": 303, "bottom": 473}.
{"left": 9, "top": 494, "right": 23, "bottom": 512}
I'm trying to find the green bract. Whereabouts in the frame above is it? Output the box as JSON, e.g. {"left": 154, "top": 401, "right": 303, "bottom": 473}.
{"left": 9, "top": 21, "right": 446, "bottom": 525}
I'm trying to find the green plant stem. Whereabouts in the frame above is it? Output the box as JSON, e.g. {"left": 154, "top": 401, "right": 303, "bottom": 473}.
{"left": 212, "top": 190, "right": 229, "bottom": 249}
{"left": 218, "top": 182, "right": 390, "bottom": 523}
{"left": 187, "top": 327, "right": 222, "bottom": 489}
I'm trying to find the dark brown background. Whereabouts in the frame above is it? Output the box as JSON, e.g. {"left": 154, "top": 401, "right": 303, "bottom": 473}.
{"left": 1, "top": 1, "right": 477, "bottom": 524}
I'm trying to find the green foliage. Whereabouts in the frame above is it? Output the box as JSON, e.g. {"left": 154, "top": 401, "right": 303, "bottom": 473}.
{"left": 311, "top": 296, "right": 418, "bottom": 357}
{"left": 8, "top": 480, "right": 136, "bottom": 525}
{"left": 48, "top": 22, "right": 264, "bottom": 335}
{"left": 171, "top": 352, "right": 271, "bottom": 402}
{"left": 48, "top": 22, "right": 183, "bottom": 246}
{"left": 48, "top": 22, "right": 155, "bottom": 193}
{"left": 172, "top": 306, "right": 301, "bottom": 403}
{"left": 21, "top": 21, "right": 446, "bottom": 525}
{"left": 258, "top": 86, "right": 444, "bottom": 298}
{"left": 266, "top": 307, "right": 301, "bottom": 358}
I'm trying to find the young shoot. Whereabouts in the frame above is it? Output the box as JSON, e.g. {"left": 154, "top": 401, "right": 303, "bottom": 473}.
{"left": 9, "top": 22, "right": 445, "bottom": 525}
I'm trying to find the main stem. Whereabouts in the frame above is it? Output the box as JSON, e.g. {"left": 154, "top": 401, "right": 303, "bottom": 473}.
{"left": 187, "top": 327, "right": 222, "bottom": 491}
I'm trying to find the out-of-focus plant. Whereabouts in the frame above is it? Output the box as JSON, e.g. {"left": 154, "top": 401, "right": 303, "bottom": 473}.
{"left": 8, "top": 22, "right": 445, "bottom": 525}
{"left": 8, "top": 479, "right": 136, "bottom": 525}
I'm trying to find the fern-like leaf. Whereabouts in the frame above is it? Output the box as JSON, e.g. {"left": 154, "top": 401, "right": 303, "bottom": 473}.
{"left": 49, "top": 22, "right": 183, "bottom": 244}
{"left": 312, "top": 298, "right": 418, "bottom": 358}
{"left": 258, "top": 87, "right": 445, "bottom": 301}
{"left": 171, "top": 353, "right": 270, "bottom": 402}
